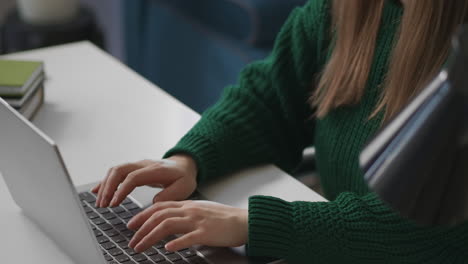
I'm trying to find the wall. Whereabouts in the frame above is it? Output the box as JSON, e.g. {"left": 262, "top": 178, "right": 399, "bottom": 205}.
{"left": 0, "top": 0, "right": 124, "bottom": 60}
{"left": 0, "top": 0, "right": 14, "bottom": 24}
{"left": 80, "top": 0, "right": 124, "bottom": 60}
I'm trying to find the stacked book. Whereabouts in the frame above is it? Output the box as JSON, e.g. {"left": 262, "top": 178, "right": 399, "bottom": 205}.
{"left": 0, "top": 60, "right": 45, "bottom": 120}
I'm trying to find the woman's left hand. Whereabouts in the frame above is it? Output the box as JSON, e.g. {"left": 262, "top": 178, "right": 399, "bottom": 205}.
{"left": 127, "top": 200, "right": 248, "bottom": 253}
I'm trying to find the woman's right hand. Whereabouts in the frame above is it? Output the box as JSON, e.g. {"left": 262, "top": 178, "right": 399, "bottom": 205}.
{"left": 91, "top": 154, "right": 198, "bottom": 208}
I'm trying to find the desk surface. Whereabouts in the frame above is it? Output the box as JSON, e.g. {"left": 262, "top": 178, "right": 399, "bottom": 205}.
{"left": 0, "top": 42, "right": 325, "bottom": 263}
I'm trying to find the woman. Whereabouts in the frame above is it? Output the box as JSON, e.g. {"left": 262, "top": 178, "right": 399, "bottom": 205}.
{"left": 93, "top": 0, "right": 468, "bottom": 262}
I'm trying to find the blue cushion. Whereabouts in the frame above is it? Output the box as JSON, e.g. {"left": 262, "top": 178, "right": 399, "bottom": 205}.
{"left": 124, "top": 0, "right": 269, "bottom": 112}
{"left": 123, "top": 0, "right": 306, "bottom": 112}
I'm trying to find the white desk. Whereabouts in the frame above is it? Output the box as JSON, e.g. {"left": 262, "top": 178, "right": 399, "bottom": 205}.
{"left": 0, "top": 42, "right": 325, "bottom": 263}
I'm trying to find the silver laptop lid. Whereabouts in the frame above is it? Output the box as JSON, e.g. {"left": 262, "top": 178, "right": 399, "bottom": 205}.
{"left": 0, "top": 98, "right": 104, "bottom": 264}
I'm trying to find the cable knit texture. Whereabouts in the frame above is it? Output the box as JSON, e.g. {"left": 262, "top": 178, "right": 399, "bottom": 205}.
{"left": 165, "top": 0, "right": 468, "bottom": 262}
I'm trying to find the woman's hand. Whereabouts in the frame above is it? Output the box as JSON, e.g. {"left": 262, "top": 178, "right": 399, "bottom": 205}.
{"left": 91, "top": 154, "right": 198, "bottom": 208}
{"left": 127, "top": 200, "right": 248, "bottom": 253}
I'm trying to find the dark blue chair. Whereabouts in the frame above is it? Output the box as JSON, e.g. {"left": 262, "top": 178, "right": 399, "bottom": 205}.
{"left": 123, "top": 0, "right": 307, "bottom": 113}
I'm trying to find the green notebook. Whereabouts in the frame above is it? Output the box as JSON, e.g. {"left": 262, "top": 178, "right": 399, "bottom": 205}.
{"left": 0, "top": 60, "right": 44, "bottom": 97}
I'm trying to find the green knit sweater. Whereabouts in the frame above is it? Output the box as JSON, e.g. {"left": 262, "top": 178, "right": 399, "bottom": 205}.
{"left": 165, "top": 0, "right": 468, "bottom": 262}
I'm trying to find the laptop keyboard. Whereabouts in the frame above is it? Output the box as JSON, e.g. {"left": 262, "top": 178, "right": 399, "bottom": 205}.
{"left": 79, "top": 191, "right": 208, "bottom": 264}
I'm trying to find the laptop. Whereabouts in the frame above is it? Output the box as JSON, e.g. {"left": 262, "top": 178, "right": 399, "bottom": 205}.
{"left": 0, "top": 98, "right": 280, "bottom": 264}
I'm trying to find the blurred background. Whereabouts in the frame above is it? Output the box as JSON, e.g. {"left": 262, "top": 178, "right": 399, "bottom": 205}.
{"left": 0, "top": 0, "right": 319, "bottom": 189}
{"left": 0, "top": 0, "right": 308, "bottom": 114}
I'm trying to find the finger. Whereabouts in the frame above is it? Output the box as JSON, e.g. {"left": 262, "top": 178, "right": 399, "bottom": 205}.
{"left": 127, "top": 201, "right": 185, "bottom": 230}
{"left": 153, "top": 177, "right": 195, "bottom": 203}
{"left": 134, "top": 217, "right": 193, "bottom": 253}
{"left": 128, "top": 208, "right": 186, "bottom": 248}
{"left": 111, "top": 165, "right": 176, "bottom": 207}
{"left": 101, "top": 163, "right": 140, "bottom": 207}
{"left": 96, "top": 172, "right": 109, "bottom": 207}
{"left": 165, "top": 230, "right": 202, "bottom": 252}
{"left": 97, "top": 167, "right": 120, "bottom": 207}
{"left": 99, "top": 163, "right": 139, "bottom": 207}
{"left": 91, "top": 182, "right": 101, "bottom": 193}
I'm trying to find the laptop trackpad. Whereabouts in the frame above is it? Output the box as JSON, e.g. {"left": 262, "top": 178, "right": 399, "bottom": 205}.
{"left": 129, "top": 185, "right": 162, "bottom": 208}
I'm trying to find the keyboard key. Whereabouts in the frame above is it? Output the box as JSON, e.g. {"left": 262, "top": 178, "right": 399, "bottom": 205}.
{"left": 97, "top": 208, "right": 110, "bottom": 214}
{"left": 113, "top": 235, "right": 126, "bottom": 243}
{"left": 124, "top": 203, "right": 139, "bottom": 210}
{"left": 103, "top": 212, "right": 117, "bottom": 220}
{"left": 115, "top": 254, "right": 131, "bottom": 263}
{"left": 109, "top": 218, "right": 123, "bottom": 226}
{"left": 83, "top": 205, "right": 93, "bottom": 213}
{"left": 122, "top": 230, "right": 135, "bottom": 238}
{"left": 159, "top": 248, "right": 173, "bottom": 255}
{"left": 150, "top": 254, "right": 166, "bottom": 263}
{"left": 174, "top": 260, "right": 189, "bottom": 264}
{"left": 166, "top": 253, "right": 181, "bottom": 262}
{"left": 97, "top": 236, "right": 109, "bottom": 244}
{"left": 126, "top": 247, "right": 137, "bottom": 256}
{"left": 179, "top": 249, "right": 197, "bottom": 258}
{"left": 122, "top": 217, "right": 132, "bottom": 224}
{"left": 154, "top": 241, "right": 165, "bottom": 249}
{"left": 87, "top": 212, "right": 99, "bottom": 219}
{"left": 115, "top": 224, "right": 128, "bottom": 232}
{"left": 92, "top": 218, "right": 106, "bottom": 225}
{"left": 104, "top": 254, "right": 113, "bottom": 261}
{"left": 105, "top": 229, "right": 119, "bottom": 237}
{"left": 112, "top": 206, "right": 126, "bottom": 214}
{"left": 132, "top": 253, "right": 147, "bottom": 262}
{"left": 79, "top": 192, "right": 96, "bottom": 203}
{"left": 102, "top": 242, "right": 116, "bottom": 250}
{"left": 100, "top": 223, "right": 113, "bottom": 231}
{"left": 122, "top": 198, "right": 133, "bottom": 205}
{"left": 144, "top": 247, "right": 158, "bottom": 256}
{"left": 130, "top": 208, "right": 143, "bottom": 215}
{"left": 140, "top": 261, "right": 155, "bottom": 264}
{"left": 108, "top": 261, "right": 118, "bottom": 264}
{"left": 118, "top": 241, "right": 130, "bottom": 249}
{"left": 109, "top": 248, "right": 123, "bottom": 256}
{"left": 93, "top": 229, "right": 103, "bottom": 237}
{"left": 119, "top": 212, "right": 133, "bottom": 219}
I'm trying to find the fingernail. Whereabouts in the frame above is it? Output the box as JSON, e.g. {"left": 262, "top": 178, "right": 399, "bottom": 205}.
{"left": 134, "top": 244, "right": 142, "bottom": 253}
{"left": 110, "top": 197, "right": 117, "bottom": 207}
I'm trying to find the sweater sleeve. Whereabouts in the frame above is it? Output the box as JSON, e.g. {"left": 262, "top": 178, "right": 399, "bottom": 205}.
{"left": 164, "top": 0, "right": 330, "bottom": 182}
{"left": 248, "top": 193, "right": 468, "bottom": 263}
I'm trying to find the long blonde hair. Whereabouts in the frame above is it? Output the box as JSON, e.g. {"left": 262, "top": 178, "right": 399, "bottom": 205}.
{"left": 312, "top": 0, "right": 468, "bottom": 123}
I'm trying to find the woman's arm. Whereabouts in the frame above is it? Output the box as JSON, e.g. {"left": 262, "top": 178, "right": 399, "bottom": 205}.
{"left": 124, "top": 190, "right": 468, "bottom": 263}
{"left": 93, "top": 0, "right": 330, "bottom": 208}
{"left": 164, "top": 0, "right": 331, "bottom": 183}
{"left": 248, "top": 193, "right": 468, "bottom": 263}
